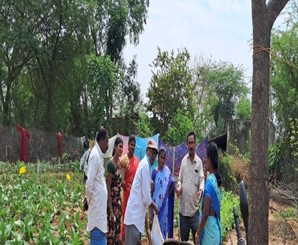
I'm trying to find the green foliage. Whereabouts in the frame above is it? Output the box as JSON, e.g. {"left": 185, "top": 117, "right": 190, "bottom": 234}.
{"left": 117, "top": 58, "right": 142, "bottom": 117}
{"left": 280, "top": 207, "right": 297, "bottom": 219}
{"left": 221, "top": 189, "right": 240, "bottom": 241}
{"left": 0, "top": 0, "right": 148, "bottom": 134}
{"left": 199, "top": 61, "right": 249, "bottom": 137}
{"left": 163, "top": 109, "right": 194, "bottom": 145}
{"left": 87, "top": 54, "right": 119, "bottom": 129}
{"left": 235, "top": 98, "right": 252, "bottom": 120}
{"left": 147, "top": 47, "right": 194, "bottom": 135}
{"left": 219, "top": 153, "right": 238, "bottom": 191}
{"left": 134, "top": 112, "right": 153, "bottom": 138}
{"left": 268, "top": 143, "right": 283, "bottom": 181}
{"left": 289, "top": 118, "right": 298, "bottom": 157}
{"left": 271, "top": 18, "right": 298, "bottom": 182}
{"left": 0, "top": 161, "right": 87, "bottom": 243}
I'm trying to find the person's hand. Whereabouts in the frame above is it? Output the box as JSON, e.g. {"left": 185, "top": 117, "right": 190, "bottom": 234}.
{"left": 110, "top": 213, "right": 115, "bottom": 225}
{"left": 122, "top": 182, "right": 126, "bottom": 191}
{"left": 195, "top": 232, "right": 200, "bottom": 245}
{"left": 176, "top": 186, "right": 182, "bottom": 198}
{"left": 147, "top": 230, "right": 152, "bottom": 245}
{"left": 197, "top": 190, "right": 203, "bottom": 203}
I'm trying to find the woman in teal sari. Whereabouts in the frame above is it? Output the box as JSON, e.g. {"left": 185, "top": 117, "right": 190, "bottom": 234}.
{"left": 195, "top": 142, "right": 222, "bottom": 245}
{"left": 152, "top": 148, "right": 175, "bottom": 240}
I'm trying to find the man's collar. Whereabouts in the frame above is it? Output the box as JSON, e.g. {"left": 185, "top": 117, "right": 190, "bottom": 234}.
{"left": 187, "top": 153, "right": 197, "bottom": 162}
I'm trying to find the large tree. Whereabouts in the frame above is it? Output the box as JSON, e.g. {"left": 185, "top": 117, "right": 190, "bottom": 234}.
{"left": 146, "top": 47, "right": 194, "bottom": 135}
{"left": 202, "top": 62, "right": 248, "bottom": 136}
{"left": 0, "top": 0, "right": 148, "bottom": 134}
{"left": 250, "top": 0, "right": 289, "bottom": 243}
{"left": 0, "top": 0, "right": 34, "bottom": 126}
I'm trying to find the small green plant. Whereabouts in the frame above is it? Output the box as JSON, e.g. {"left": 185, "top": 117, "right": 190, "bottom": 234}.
{"left": 280, "top": 207, "right": 296, "bottom": 219}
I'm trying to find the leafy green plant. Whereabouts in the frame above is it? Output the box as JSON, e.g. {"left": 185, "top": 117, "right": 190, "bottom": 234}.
{"left": 221, "top": 189, "right": 240, "bottom": 241}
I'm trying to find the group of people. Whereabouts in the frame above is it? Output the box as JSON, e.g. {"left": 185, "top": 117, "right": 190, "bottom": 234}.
{"left": 83, "top": 127, "right": 222, "bottom": 245}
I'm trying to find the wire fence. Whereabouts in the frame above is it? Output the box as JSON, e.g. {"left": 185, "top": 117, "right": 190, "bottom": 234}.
{"left": 0, "top": 125, "right": 297, "bottom": 192}
{"left": 0, "top": 126, "right": 83, "bottom": 163}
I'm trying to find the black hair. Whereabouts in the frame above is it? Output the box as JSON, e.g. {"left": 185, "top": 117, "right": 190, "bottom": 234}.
{"left": 112, "top": 136, "right": 123, "bottom": 156}
{"left": 96, "top": 127, "right": 108, "bottom": 142}
{"left": 187, "top": 130, "right": 196, "bottom": 143}
{"left": 128, "top": 134, "right": 136, "bottom": 144}
{"left": 206, "top": 142, "right": 222, "bottom": 187}
{"left": 159, "top": 148, "right": 166, "bottom": 155}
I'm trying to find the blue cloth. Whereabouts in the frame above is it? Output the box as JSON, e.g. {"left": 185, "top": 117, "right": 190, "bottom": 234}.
{"left": 152, "top": 165, "right": 175, "bottom": 239}
{"left": 159, "top": 137, "right": 208, "bottom": 176}
{"left": 200, "top": 174, "right": 222, "bottom": 245}
{"left": 135, "top": 134, "right": 159, "bottom": 169}
{"left": 90, "top": 227, "right": 107, "bottom": 245}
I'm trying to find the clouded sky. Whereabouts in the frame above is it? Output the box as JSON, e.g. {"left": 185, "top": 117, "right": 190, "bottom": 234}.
{"left": 124, "top": 0, "right": 286, "bottom": 100}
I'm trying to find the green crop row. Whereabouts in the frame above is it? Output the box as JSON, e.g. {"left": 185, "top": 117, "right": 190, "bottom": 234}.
{"left": 0, "top": 161, "right": 87, "bottom": 244}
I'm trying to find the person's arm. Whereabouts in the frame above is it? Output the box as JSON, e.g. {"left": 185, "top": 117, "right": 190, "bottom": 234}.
{"left": 168, "top": 181, "right": 175, "bottom": 197}
{"left": 142, "top": 163, "right": 154, "bottom": 208}
{"left": 85, "top": 155, "right": 98, "bottom": 204}
{"left": 198, "top": 160, "right": 205, "bottom": 193}
{"left": 176, "top": 158, "right": 184, "bottom": 197}
{"left": 195, "top": 196, "right": 211, "bottom": 244}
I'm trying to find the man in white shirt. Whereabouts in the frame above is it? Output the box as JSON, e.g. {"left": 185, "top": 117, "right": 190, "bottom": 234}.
{"left": 176, "top": 131, "right": 204, "bottom": 243}
{"left": 124, "top": 139, "right": 159, "bottom": 245}
{"left": 86, "top": 127, "right": 109, "bottom": 245}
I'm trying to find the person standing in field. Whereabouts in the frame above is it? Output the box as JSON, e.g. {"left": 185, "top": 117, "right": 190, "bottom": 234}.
{"left": 120, "top": 135, "right": 139, "bottom": 242}
{"left": 151, "top": 148, "right": 175, "bottom": 240}
{"left": 107, "top": 136, "right": 124, "bottom": 245}
{"left": 86, "top": 127, "right": 109, "bottom": 245}
{"left": 195, "top": 142, "right": 222, "bottom": 245}
{"left": 124, "top": 139, "right": 159, "bottom": 245}
{"left": 176, "top": 131, "right": 204, "bottom": 243}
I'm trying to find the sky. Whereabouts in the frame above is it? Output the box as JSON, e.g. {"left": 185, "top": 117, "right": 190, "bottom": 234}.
{"left": 124, "top": 0, "right": 288, "bottom": 101}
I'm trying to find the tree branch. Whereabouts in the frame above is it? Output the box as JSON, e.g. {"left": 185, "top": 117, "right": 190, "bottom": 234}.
{"left": 267, "top": 0, "right": 290, "bottom": 28}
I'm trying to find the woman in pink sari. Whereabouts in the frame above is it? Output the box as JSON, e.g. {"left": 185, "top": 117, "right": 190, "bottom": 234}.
{"left": 120, "top": 135, "right": 139, "bottom": 242}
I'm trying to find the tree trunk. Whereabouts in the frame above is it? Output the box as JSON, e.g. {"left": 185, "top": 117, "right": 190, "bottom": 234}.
{"left": 250, "top": 0, "right": 289, "bottom": 244}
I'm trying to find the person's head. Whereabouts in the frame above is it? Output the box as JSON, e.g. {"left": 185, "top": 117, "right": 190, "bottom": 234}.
{"left": 112, "top": 136, "right": 123, "bottom": 157}
{"left": 83, "top": 137, "right": 89, "bottom": 150}
{"left": 205, "top": 142, "right": 222, "bottom": 186}
{"left": 146, "top": 139, "right": 158, "bottom": 165}
{"left": 158, "top": 148, "right": 166, "bottom": 169}
{"left": 128, "top": 134, "right": 136, "bottom": 156}
{"left": 186, "top": 131, "right": 196, "bottom": 157}
{"left": 96, "top": 127, "right": 109, "bottom": 153}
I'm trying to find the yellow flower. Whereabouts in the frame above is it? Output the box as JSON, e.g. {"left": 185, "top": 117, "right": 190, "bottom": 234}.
{"left": 19, "top": 166, "right": 27, "bottom": 175}
{"left": 66, "top": 173, "right": 71, "bottom": 181}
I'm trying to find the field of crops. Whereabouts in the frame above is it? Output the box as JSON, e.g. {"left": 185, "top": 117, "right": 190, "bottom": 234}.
{"left": 0, "top": 161, "right": 88, "bottom": 244}
{"left": 0, "top": 161, "right": 242, "bottom": 244}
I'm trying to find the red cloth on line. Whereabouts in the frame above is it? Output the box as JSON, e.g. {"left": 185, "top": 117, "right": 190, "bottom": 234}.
{"left": 16, "top": 126, "right": 30, "bottom": 162}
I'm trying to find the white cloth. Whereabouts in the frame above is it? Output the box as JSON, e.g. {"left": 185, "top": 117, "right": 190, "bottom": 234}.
{"left": 86, "top": 142, "right": 107, "bottom": 233}
{"left": 151, "top": 214, "right": 164, "bottom": 245}
{"left": 124, "top": 155, "right": 152, "bottom": 234}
